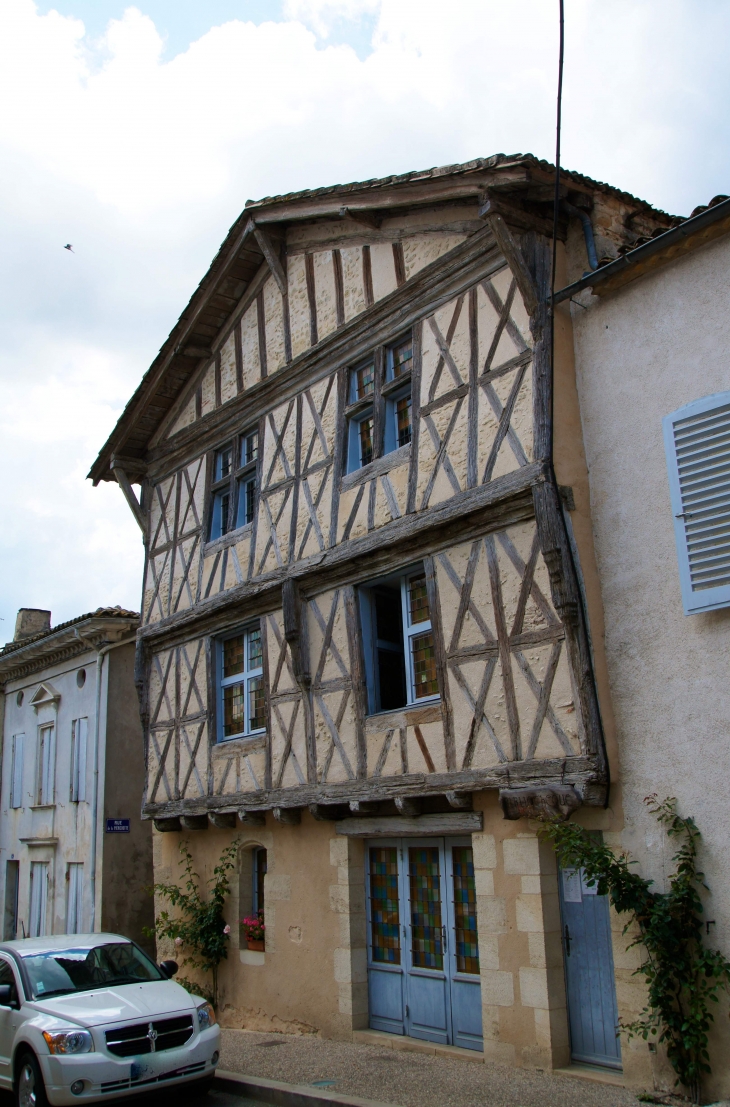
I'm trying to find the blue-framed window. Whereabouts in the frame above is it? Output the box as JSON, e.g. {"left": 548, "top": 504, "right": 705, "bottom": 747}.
{"left": 358, "top": 564, "right": 439, "bottom": 715}
{"left": 663, "top": 390, "right": 730, "bottom": 615}
{"left": 345, "top": 334, "right": 413, "bottom": 474}
{"left": 209, "top": 429, "right": 258, "bottom": 541}
{"left": 217, "top": 625, "right": 266, "bottom": 742}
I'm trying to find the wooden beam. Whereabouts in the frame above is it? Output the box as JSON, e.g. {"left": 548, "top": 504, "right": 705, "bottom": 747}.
{"left": 395, "top": 797, "right": 421, "bottom": 817}
{"left": 349, "top": 800, "right": 379, "bottom": 814}
{"left": 209, "top": 811, "right": 237, "bottom": 829}
{"left": 112, "top": 466, "right": 146, "bottom": 533}
{"left": 446, "top": 791, "right": 472, "bottom": 809}
{"left": 308, "top": 804, "right": 346, "bottom": 821}
{"left": 273, "top": 807, "right": 302, "bottom": 825}
{"left": 339, "top": 206, "right": 382, "bottom": 230}
{"left": 239, "top": 811, "right": 266, "bottom": 826}
{"left": 180, "top": 814, "right": 208, "bottom": 831}
{"left": 481, "top": 209, "right": 539, "bottom": 315}
{"left": 253, "top": 225, "right": 288, "bottom": 297}
{"left": 336, "top": 812, "right": 483, "bottom": 837}
{"left": 153, "top": 817, "right": 181, "bottom": 832}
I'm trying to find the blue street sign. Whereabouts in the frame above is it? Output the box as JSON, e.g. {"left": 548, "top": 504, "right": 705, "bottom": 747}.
{"left": 106, "top": 818, "right": 131, "bottom": 833}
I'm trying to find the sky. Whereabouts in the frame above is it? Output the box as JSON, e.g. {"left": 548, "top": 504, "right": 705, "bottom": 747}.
{"left": 1, "top": 0, "right": 729, "bottom": 635}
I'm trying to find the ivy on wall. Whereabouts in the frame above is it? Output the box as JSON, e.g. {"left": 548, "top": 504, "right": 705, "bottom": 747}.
{"left": 540, "top": 797, "right": 730, "bottom": 1105}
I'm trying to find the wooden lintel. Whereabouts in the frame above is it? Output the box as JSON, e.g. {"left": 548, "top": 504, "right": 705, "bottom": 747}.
{"left": 253, "top": 225, "right": 288, "bottom": 297}
{"left": 112, "top": 467, "right": 146, "bottom": 533}
{"left": 336, "top": 812, "right": 483, "bottom": 837}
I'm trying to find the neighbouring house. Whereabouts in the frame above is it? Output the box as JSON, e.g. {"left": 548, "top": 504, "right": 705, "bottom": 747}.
{"left": 0, "top": 607, "right": 154, "bottom": 949}
{"left": 90, "top": 152, "right": 724, "bottom": 1090}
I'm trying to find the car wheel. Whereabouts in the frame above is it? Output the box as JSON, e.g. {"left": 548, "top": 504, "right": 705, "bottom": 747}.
{"left": 16, "top": 1054, "right": 49, "bottom": 1107}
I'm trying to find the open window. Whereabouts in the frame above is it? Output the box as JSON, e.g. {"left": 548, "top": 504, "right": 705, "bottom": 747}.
{"left": 358, "top": 564, "right": 439, "bottom": 715}
{"left": 345, "top": 334, "right": 412, "bottom": 474}
{"left": 216, "top": 624, "right": 266, "bottom": 742}
{"left": 209, "top": 428, "right": 259, "bottom": 541}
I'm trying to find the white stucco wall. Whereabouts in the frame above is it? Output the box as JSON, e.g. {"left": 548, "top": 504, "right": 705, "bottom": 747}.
{"left": 572, "top": 233, "right": 730, "bottom": 948}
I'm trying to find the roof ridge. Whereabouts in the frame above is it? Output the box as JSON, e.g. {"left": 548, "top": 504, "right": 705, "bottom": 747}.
{"left": 1, "top": 607, "right": 139, "bottom": 656}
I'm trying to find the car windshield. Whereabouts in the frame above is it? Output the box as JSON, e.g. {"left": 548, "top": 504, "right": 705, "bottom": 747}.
{"left": 22, "top": 943, "right": 164, "bottom": 999}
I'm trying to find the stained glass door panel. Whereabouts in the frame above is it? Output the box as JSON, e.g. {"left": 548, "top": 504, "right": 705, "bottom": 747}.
{"left": 366, "top": 845, "right": 405, "bottom": 1034}
{"left": 404, "top": 842, "right": 450, "bottom": 1044}
{"left": 445, "top": 840, "right": 484, "bottom": 1051}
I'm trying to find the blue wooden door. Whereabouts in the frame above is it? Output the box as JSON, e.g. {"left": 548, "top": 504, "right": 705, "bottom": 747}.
{"left": 559, "top": 866, "right": 622, "bottom": 1069}
{"left": 366, "top": 838, "right": 483, "bottom": 1051}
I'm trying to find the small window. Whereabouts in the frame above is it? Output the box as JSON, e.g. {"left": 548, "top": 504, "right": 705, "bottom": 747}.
{"left": 217, "top": 624, "right": 266, "bottom": 741}
{"left": 345, "top": 334, "right": 413, "bottom": 474}
{"left": 70, "top": 719, "right": 88, "bottom": 803}
{"left": 209, "top": 429, "right": 259, "bottom": 541}
{"left": 253, "top": 847, "right": 267, "bottom": 916}
{"left": 10, "top": 735, "right": 24, "bottom": 809}
{"left": 76, "top": 669, "right": 86, "bottom": 689}
{"left": 36, "top": 725, "right": 55, "bottom": 806}
{"left": 663, "top": 391, "right": 730, "bottom": 615}
{"left": 358, "top": 564, "right": 439, "bottom": 715}
{"left": 15, "top": 691, "right": 23, "bottom": 707}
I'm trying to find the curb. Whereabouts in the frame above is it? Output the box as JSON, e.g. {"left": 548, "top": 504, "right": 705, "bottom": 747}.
{"left": 214, "top": 1070, "right": 403, "bottom": 1107}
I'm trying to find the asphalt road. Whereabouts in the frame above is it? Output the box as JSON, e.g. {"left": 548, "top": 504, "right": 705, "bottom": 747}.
{"left": 0, "top": 1086, "right": 267, "bottom": 1107}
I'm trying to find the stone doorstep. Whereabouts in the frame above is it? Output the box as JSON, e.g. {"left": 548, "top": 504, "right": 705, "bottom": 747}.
{"left": 215, "top": 1070, "right": 403, "bottom": 1107}
{"left": 553, "top": 1064, "right": 625, "bottom": 1087}
{"left": 352, "top": 1029, "right": 485, "bottom": 1064}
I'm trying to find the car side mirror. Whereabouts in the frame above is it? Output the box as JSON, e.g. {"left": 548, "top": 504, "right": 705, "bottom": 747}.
{"left": 0, "top": 985, "right": 13, "bottom": 1006}
{"left": 159, "top": 960, "right": 178, "bottom": 979}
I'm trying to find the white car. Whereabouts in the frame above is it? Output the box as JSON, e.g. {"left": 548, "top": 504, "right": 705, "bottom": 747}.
{"left": 0, "top": 934, "right": 220, "bottom": 1106}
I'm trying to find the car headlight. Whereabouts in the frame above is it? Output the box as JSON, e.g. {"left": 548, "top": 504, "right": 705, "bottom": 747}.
{"left": 42, "top": 1030, "right": 94, "bottom": 1055}
{"left": 197, "top": 1002, "right": 217, "bottom": 1030}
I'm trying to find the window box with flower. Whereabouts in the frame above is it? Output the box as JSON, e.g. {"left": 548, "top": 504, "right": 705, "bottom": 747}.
{"left": 241, "top": 912, "right": 265, "bottom": 951}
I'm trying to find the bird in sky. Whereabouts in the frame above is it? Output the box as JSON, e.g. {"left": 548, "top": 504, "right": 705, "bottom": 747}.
{"left": 64, "top": 243, "right": 74, "bottom": 252}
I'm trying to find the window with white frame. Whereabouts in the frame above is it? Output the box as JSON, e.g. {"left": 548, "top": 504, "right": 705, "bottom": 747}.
{"left": 358, "top": 564, "right": 440, "bottom": 715}
{"left": 209, "top": 428, "right": 259, "bottom": 541}
{"left": 217, "top": 624, "right": 266, "bottom": 741}
{"left": 10, "top": 735, "right": 24, "bottom": 809}
{"left": 664, "top": 391, "right": 730, "bottom": 615}
{"left": 36, "top": 725, "right": 55, "bottom": 806}
{"left": 66, "top": 864, "right": 84, "bottom": 934}
{"left": 70, "top": 718, "right": 88, "bottom": 803}
{"left": 345, "top": 334, "right": 413, "bottom": 474}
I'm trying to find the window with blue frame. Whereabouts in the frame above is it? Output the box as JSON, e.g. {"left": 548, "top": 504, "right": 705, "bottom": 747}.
{"left": 217, "top": 624, "right": 266, "bottom": 741}
{"left": 345, "top": 334, "right": 413, "bottom": 474}
{"left": 209, "top": 429, "right": 258, "bottom": 541}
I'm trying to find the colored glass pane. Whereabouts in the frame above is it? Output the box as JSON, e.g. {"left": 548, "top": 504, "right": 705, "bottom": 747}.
{"left": 408, "top": 847, "right": 443, "bottom": 969}
{"left": 412, "top": 632, "right": 438, "bottom": 698}
{"left": 248, "top": 676, "right": 266, "bottom": 731}
{"left": 359, "top": 417, "right": 374, "bottom": 466}
{"left": 223, "top": 636, "right": 244, "bottom": 677}
{"left": 248, "top": 627, "right": 263, "bottom": 670}
{"left": 355, "top": 363, "right": 375, "bottom": 399}
{"left": 223, "top": 683, "right": 245, "bottom": 737}
{"left": 408, "top": 574, "right": 430, "bottom": 625}
{"left": 369, "top": 848, "right": 401, "bottom": 965}
{"left": 396, "top": 395, "right": 412, "bottom": 446}
{"left": 391, "top": 339, "right": 413, "bottom": 378}
{"left": 452, "top": 847, "right": 480, "bottom": 974}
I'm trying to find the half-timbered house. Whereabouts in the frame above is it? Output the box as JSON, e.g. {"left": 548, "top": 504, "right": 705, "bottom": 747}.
{"left": 90, "top": 154, "right": 677, "bottom": 1077}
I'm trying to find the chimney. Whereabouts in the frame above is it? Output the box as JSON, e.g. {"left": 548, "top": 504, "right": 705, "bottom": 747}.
{"left": 14, "top": 609, "right": 52, "bottom": 642}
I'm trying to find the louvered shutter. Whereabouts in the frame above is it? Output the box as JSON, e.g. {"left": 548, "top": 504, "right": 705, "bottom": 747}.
{"left": 10, "top": 735, "right": 24, "bottom": 809}
{"left": 663, "top": 391, "right": 730, "bottom": 615}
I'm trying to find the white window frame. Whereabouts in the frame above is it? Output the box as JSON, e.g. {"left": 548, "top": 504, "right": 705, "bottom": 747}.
{"left": 70, "top": 718, "right": 88, "bottom": 803}
{"left": 217, "top": 624, "right": 266, "bottom": 743}
{"left": 400, "top": 571, "right": 437, "bottom": 706}
{"left": 36, "top": 725, "right": 55, "bottom": 806}
{"left": 663, "top": 390, "right": 730, "bottom": 615}
{"left": 66, "top": 864, "right": 84, "bottom": 934}
{"left": 10, "top": 734, "right": 24, "bottom": 809}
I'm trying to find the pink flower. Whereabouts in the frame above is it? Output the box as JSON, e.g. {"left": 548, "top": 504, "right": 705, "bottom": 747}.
{"left": 223, "top": 924, "right": 231, "bottom": 935}
{"left": 174, "top": 937, "right": 183, "bottom": 947}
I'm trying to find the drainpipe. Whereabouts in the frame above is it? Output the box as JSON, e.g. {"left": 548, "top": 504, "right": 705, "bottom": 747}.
{"left": 73, "top": 630, "right": 137, "bottom": 932}
{"left": 562, "top": 200, "right": 599, "bottom": 271}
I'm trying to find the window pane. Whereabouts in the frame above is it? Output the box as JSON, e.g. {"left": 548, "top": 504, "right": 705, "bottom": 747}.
{"left": 408, "top": 573, "right": 430, "bottom": 624}
{"left": 408, "top": 847, "right": 443, "bottom": 970}
{"left": 369, "top": 848, "right": 401, "bottom": 965}
{"left": 411, "top": 632, "right": 438, "bottom": 698}
{"left": 390, "top": 338, "right": 413, "bottom": 378}
{"left": 248, "top": 676, "right": 266, "bottom": 731}
{"left": 220, "top": 490, "right": 233, "bottom": 534}
{"left": 223, "top": 683, "right": 245, "bottom": 737}
{"left": 396, "top": 395, "right": 412, "bottom": 447}
{"left": 239, "top": 477, "right": 256, "bottom": 525}
{"left": 354, "top": 363, "right": 375, "bottom": 400}
{"left": 247, "top": 627, "right": 263, "bottom": 670}
{"left": 223, "top": 636, "right": 244, "bottom": 677}
{"left": 453, "top": 847, "right": 480, "bottom": 974}
{"left": 242, "top": 431, "right": 258, "bottom": 466}
{"left": 216, "top": 446, "right": 232, "bottom": 480}
{"left": 359, "top": 417, "right": 374, "bottom": 466}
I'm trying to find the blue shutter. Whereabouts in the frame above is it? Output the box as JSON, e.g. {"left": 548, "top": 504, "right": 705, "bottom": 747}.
{"left": 663, "top": 391, "right": 730, "bottom": 615}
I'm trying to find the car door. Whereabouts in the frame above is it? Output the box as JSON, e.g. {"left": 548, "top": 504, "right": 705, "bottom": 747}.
{"left": 0, "top": 957, "right": 23, "bottom": 1089}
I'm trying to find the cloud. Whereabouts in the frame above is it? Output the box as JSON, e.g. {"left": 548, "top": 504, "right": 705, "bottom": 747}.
{"left": 0, "top": 0, "right": 728, "bottom": 629}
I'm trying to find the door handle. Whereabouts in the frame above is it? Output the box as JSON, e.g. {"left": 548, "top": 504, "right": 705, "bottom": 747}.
{"left": 441, "top": 925, "right": 446, "bottom": 950}
{"left": 563, "top": 924, "right": 571, "bottom": 957}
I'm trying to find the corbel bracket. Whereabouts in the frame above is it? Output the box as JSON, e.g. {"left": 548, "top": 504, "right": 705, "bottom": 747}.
{"left": 339, "top": 206, "right": 382, "bottom": 230}
{"left": 251, "top": 219, "right": 288, "bottom": 297}
{"left": 111, "top": 457, "right": 146, "bottom": 533}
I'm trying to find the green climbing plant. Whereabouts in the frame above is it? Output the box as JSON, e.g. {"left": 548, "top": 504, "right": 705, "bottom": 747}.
{"left": 145, "top": 839, "right": 239, "bottom": 1008}
{"left": 539, "top": 796, "right": 730, "bottom": 1105}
